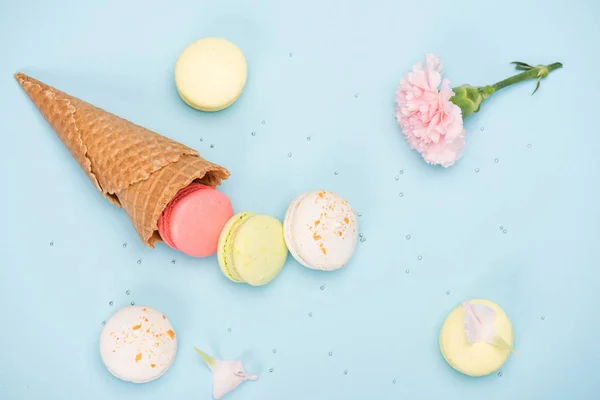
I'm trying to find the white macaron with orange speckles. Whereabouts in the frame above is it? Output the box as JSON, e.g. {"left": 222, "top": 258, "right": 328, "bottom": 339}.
{"left": 284, "top": 190, "right": 358, "bottom": 271}
{"left": 100, "top": 306, "right": 177, "bottom": 383}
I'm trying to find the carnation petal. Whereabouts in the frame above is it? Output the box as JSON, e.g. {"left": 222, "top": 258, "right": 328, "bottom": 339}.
{"left": 395, "top": 55, "right": 466, "bottom": 167}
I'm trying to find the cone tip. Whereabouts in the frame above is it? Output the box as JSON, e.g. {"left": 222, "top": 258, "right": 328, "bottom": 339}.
{"left": 14, "top": 72, "right": 27, "bottom": 85}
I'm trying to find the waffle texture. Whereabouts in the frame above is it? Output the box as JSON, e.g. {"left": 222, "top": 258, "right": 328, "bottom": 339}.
{"left": 15, "top": 73, "right": 230, "bottom": 246}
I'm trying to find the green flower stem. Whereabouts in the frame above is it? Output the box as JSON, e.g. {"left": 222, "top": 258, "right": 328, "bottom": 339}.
{"left": 450, "top": 61, "right": 563, "bottom": 119}
{"left": 491, "top": 62, "right": 563, "bottom": 92}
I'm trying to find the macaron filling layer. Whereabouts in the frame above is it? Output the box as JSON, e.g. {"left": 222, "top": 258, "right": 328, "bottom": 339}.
{"left": 218, "top": 212, "right": 254, "bottom": 283}
{"left": 283, "top": 192, "right": 312, "bottom": 268}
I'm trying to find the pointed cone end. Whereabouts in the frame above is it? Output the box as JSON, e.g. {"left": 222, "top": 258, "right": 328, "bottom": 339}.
{"left": 14, "top": 72, "right": 26, "bottom": 86}
{"left": 13, "top": 72, "right": 40, "bottom": 96}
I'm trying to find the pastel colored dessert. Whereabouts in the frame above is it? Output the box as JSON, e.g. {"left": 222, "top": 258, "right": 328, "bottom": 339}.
{"left": 100, "top": 306, "right": 177, "bottom": 383}
{"left": 15, "top": 73, "right": 229, "bottom": 248}
{"left": 284, "top": 190, "right": 358, "bottom": 271}
{"left": 175, "top": 37, "right": 248, "bottom": 112}
{"left": 158, "top": 183, "right": 233, "bottom": 257}
{"left": 439, "top": 299, "right": 514, "bottom": 377}
{"left": 217, "top": 212, "right": 288, "bottom": 286}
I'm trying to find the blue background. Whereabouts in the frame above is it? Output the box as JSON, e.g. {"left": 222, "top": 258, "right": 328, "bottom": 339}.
{"left": 1, "top": 0, "right": 598, "bottom": 399}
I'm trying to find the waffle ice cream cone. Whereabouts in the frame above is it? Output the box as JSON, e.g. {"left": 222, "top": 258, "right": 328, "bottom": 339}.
{"left": 15, "top": 73, "right": 230, "bottom": 247}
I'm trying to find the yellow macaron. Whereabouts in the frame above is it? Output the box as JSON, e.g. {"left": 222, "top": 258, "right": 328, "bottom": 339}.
{"left": 175, "top": 37, "right": 247, "bottom": 112}
{"left": 217, "top": 212, "right": 288, "bottom": 286}
{"left": 439, "top": 299, "right": 514, "bottom": 377}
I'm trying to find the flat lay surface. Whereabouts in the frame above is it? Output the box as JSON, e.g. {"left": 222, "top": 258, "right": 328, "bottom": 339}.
{"left": 1, "top": 0, "right": 599, "bottom": 399}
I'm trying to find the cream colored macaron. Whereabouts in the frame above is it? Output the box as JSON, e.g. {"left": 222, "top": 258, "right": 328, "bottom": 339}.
{"left": 439, "top": 299, "right": 513, "bottom": 377}
{"left": 100, "top": 306, "right": 177, "bottom": 383}
{"left": 175, "top": 37, "right": 247, "bottom": 112}
{"left": 284, "top": 190, "right": 358, "bottom": 271}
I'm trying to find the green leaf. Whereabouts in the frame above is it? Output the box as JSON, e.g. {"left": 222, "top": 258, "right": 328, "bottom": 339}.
{"left": 511, "top": 61, "right": 533, "bottom": 71}
{"left": 531, "top": 77, "right": 542, "bottom": 96}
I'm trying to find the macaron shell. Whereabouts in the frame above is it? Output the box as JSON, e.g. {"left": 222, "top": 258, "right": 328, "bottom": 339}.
{"left": 177, "top": 87, "right": 242, "bottom": 113}
{"left": 283, "top": 192, "right": 311, "bottom": 268}
{"left": 100, "top": 306, "right": 177, "bottom": 383}
{"left": 287, "top": 190, "right": 358, "bottom": 271}
{"left": 439, "top": 299, "right": 513, "bottom": 377}
{"left": 232, "top": 215, "right": 288, "bottom": 286}
{"left": 158, "top": 184, "right": 206, "bottom": 249}
{"left": 217, "top": 212, "right": 255, "bottom": 283}
{"left": 160, "top": 184, "right": 233, "bottom": 257}
{"left": 175, "top": 37, "right": 247, "bottom": 112}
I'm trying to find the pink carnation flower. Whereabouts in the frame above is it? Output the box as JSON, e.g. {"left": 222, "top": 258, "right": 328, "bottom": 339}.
{"left": 395, "top": 54, "right": 465, "bottom": 167}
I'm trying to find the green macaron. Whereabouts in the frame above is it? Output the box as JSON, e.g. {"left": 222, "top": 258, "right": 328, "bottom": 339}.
{"left": 217, "top": 212, "right": 288, "bottom": 286}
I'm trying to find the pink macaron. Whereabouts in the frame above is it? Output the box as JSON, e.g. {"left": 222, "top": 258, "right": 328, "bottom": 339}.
{"left": 158, "top": 183, "right": 233, "bottom": 257}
